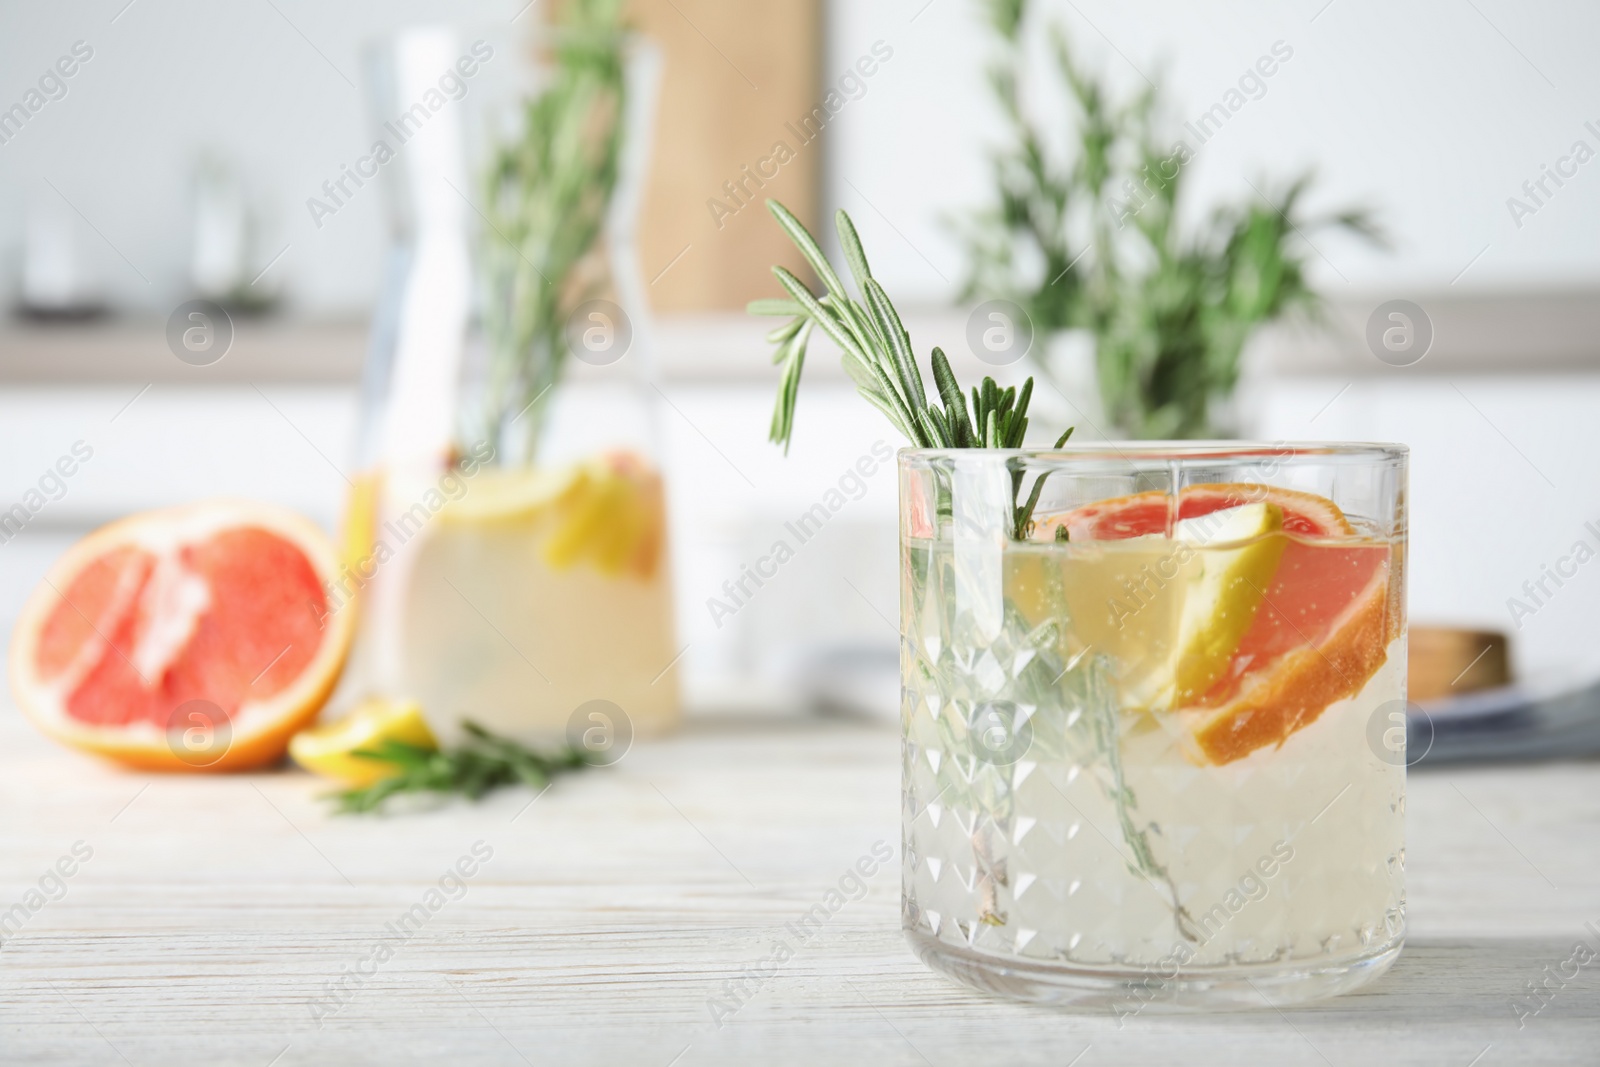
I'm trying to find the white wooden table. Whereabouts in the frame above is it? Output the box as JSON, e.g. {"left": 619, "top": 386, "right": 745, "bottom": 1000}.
{"left": 2, "top": 706, "right": 1597, "bottom": 1066}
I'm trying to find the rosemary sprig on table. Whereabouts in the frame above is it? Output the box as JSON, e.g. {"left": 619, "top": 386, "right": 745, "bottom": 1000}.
{"left": 749, "top": 200, "right": 1072, "bottom": 539}
{"left": 332, "top": 721, "right": 587, "bottom": 814}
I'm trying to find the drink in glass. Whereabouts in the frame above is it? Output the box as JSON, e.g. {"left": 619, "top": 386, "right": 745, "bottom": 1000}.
{"left": 900, "top": 444, "right": 1407, "bottom": 1008}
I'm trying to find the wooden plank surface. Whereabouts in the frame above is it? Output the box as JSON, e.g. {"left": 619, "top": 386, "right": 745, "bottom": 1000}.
{"left": 1, "top": 706, "right": 1597, "bottom": 1065}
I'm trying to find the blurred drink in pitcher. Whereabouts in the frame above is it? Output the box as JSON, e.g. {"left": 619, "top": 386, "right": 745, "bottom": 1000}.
{"left": 331, "top": 17, "right": 677, "bottom": 745}
{"left": 386, "top": 453, "right": 677, "bottom": 741}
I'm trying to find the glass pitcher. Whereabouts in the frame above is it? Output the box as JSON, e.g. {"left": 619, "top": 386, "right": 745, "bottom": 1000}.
{"left": 331, "top": 22, "right": 678, "bottom": 748}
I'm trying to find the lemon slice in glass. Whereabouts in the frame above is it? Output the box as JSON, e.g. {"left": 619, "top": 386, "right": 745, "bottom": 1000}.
{"left": 1168, "top": 501, "right": 1287, "bottom": 704}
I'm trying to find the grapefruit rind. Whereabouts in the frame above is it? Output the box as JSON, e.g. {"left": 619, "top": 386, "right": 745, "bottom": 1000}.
{"left": 1184, "top": 564, "right": 1391, "bottom": 764}
{"left": 8, "top": 500, "right": 355, "bottom": 772}
{"left": 1053, "top": 482, "right": 1353, "bottom": 541}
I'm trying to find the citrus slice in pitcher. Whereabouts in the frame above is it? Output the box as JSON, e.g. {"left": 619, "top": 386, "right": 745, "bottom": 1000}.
{"left": 393, "top": 452, "right": 679, "bottom": 746}
{"left": 9, "top": 501, "right": 354, "bottom": 771}
{"left": 1048, "top": 483, "right": 1396, "bottom": 765}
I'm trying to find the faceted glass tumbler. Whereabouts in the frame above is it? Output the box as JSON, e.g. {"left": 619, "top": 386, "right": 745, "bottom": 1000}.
{"left": 898, "top": 444, "right": 1409, "bottom": 1009}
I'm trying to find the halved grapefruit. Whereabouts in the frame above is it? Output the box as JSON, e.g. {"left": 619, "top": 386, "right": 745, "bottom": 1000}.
{"left": 1048, "top": 483, "right": 1398, "bottom": 765}
{"left": 9, "top": 500, "right": 354, "bottom": 772}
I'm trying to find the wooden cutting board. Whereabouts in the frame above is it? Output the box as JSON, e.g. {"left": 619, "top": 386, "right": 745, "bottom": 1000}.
{"left": 1409, "top": 626, "right": 1511, "bottom": 703}
{"left": 626, "top": 0, "right": 822, "bottom": 311}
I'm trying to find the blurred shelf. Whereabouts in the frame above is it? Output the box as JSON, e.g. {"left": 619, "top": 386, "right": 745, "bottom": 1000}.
{"left": 8, "top": 291, "right": 1600, "bottom": 389}
{"left": 0, "top": 310, "right": 975, "bottom": 386}
{"left": 1257, "top": 289, "right": 1600, "bottom": 377}
{"left": 0, "top": 316, "right": 368, "bottom": 384}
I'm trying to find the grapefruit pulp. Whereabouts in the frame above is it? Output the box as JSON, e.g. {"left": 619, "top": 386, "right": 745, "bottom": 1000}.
{"left": 1049, "top": 483, "right": 1398, "bottom": 765}
{"left": 9, "top": 500, "right": 354, "bottom": 771}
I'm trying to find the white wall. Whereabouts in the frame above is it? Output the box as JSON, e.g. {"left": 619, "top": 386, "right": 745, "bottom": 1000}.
{"left": 0, "top": 0, "right": 522, "bottom": 315}
{"left": 1248, "top": 375, "right": 1600, "bottom": 680}
{"left": 5, "top": 1, "right": 1599, "bottom": 316}
{"left": 828, "top": 0, "right": 1600, "bottom": 302}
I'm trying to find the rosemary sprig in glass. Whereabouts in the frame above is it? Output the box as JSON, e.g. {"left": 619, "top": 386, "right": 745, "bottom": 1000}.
{"left": 749, "top": 200, "right": 1071, "bottom": 539}
{"left": 332, "top": 720, "right": 587, "bottom": 814}
{"left": 751, "top": 203, "right": 1191, "bottom": 937}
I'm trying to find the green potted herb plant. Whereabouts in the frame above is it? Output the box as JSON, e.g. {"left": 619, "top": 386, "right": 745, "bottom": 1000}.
{"left": 956, "top": 0, "right": 1381, "bottom": 438}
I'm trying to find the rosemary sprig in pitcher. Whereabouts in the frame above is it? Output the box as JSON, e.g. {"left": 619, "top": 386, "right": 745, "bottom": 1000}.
{"left": 478, "top": 0, "right": 629, "bottom": 464}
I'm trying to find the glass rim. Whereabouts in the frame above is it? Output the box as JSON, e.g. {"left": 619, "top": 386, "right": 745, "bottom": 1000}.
{"left": 898, "top": 441, "right": 1407, "bottom": 462}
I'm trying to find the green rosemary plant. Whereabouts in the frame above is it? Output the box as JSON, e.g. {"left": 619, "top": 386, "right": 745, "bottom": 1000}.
{"left": 478, "top": 0, "right": 629, "bottom": 464}
{"left": 958, "top": 0, "right": 1381, "bottom": 438}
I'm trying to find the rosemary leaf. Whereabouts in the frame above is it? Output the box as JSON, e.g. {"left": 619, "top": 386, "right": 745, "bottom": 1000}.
{"left": 772, "top": 267, "right": 866, "bottom": 364}
{"left": 839, "top": 349, "right": 888, "bottom": 401}
{"left": 835, "top": 209, "right": 875, "bottom": 293}
{"left": 930, "top": 347, "right": 974, "bottom": 445}
{"left": 768, "top": 321, "right": 810, "bottom": 450}
{"left": 769, "top": 203, "right": 884, "bottom": 363}
{"left": 864, "top": 278, "right": 928, "bottom": 416}
{"left": 767, "top": 200, "right": 851, "bottom": 307}
{"left": 918, "top": 407, "right": 952, "bottom": 449}
{"left": 766, "top": 315, "right": 806, "bottom": 348}
{"left": 1013, "top": 379, "right": 1033, "bottom": 442}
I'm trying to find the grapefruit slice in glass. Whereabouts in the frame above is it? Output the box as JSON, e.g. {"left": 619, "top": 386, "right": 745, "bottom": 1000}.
{"left": 1051, "top": 483, "right": 1398, "bottom": 765}
{"left": 9, "top": 500, "right": 354, "bottom": 771}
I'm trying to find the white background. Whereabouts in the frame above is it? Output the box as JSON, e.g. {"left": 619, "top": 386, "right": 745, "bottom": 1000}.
{"left": 829, "top": 0, "right": 1600, "bottom": 301}
{"left": 0, "top": 1, "right": 1598, "bottom": 311}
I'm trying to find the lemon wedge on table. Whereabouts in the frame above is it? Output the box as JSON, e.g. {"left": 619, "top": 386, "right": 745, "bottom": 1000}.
{"left": 1167, "top": 501, "right": 1287, "bottom": 704}
{"left": 289, "top": 698, "right": 438, "bottom": 787}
